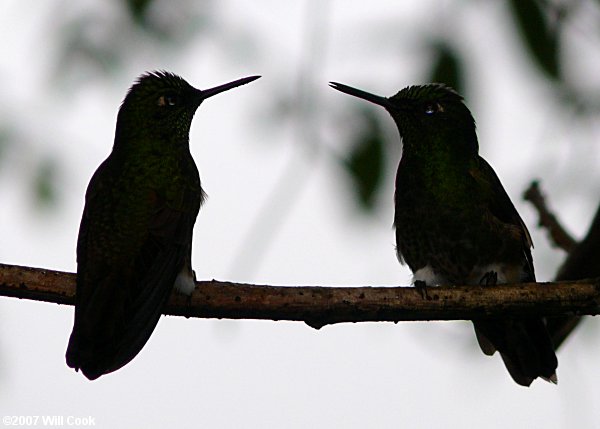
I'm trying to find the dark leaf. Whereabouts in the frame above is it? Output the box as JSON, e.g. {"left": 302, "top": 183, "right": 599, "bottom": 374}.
{"left": 343, "top": 108, "right": 385, "bottom": 212}
{"left": 32, "top": 157, "right": 59, "bottom": 208}
{"left": 125, "top": 0, "right": 154, "bottom": 25}
{"left": 508, "top": 0, "right": 560, "bottom": 80}
{"left": 429, "top": 43, "right": 464, "bottom": 94}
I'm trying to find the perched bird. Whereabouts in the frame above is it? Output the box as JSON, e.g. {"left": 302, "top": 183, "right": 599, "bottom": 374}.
{"left": 66, "top": 71, "right": 260, "bottom": 380}
{"left": 330, "top": 82, "right": 557, "bottom": 386}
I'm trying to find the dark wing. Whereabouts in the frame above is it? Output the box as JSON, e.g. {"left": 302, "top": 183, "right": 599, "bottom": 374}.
{"left": 470, "top": 156, "right": 557, "bottom": 386}
{"left": 66, "top": 157, "right": 203, "bottom": 380}
{"left": 470, "top": 156, "right": 534, "bottom": 281}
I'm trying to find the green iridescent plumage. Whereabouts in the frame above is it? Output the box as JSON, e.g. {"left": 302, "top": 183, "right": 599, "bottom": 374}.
{"left": 66, "top": 71, "right": 259, "bottom": 380}
{"left": 330, "top": 81, "right": 557, "bottom": 386}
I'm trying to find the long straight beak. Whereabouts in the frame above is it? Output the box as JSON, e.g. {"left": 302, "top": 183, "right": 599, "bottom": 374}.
{"left": 201, "top": 75, "right": 261, "bottom": 100}
{"left": 329, "top": 82, "right": 393, "bottom": 109}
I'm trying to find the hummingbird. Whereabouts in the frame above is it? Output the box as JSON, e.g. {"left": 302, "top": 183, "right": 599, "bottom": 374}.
{"left": 66, "top": 71, "right": 260, "bottom": 380}
{"left": 329, "top": 81, "right": 558, "bottom": 386}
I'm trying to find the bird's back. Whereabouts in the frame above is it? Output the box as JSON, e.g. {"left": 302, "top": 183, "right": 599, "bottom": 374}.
{"left": 67, "top": 148, "right": 203, "bottom": 379}
{"left": 395, "top": 154, "right": 557, "bottom": 386}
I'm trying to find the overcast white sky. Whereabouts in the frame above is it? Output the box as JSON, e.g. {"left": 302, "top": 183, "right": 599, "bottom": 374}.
{"left": 1, "top": 1, "right": 599, "bottom": 428}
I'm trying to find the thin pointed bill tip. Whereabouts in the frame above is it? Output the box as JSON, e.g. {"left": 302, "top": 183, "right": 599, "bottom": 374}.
{"left": 542, "top": 373, "right": 558, "bottom": 385}
{"left": 201, "top": 75, "right": 261, "bottom": 99}
{"left": 329, "top": 81, "right": 390, "bottom": 108}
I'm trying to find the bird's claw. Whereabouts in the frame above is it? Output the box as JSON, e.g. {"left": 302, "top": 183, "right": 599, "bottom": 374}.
{"left": 479, "top": 271, "right": 498, "bottom": 287}
{"left": 414, "top": 280, "right": 430, "bottom": 300}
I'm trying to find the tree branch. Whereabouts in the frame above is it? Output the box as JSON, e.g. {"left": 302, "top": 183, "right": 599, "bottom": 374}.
{"left": 548, "top": 201, "right": 600, "bottom": 348}
{"left": 523, "top": 180, "right": 600, "bottom": 349}
{"left": 556, "top": 201, "right": 600, "bottom": 281}
{"left": 1, "top": 263, "right": 598, "bottom": 329}
{"left": 523, "top": 180, "right": 577, "bottom": 252}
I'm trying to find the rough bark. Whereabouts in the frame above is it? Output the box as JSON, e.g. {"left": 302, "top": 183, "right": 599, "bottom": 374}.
{"left": 0, "top": 263, "right": 598, "bottom": 329}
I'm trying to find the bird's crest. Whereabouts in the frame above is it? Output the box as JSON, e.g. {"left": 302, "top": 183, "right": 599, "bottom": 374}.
{"left": 392, "top": 83, "right": 463, "bottom": 104}
{"left": 123, "top": 70, "right": 192, "bottom": 105}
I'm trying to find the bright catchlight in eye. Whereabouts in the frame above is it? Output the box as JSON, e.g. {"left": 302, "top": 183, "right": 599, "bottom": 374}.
{"left": 424, "top": 102, "right": 444, "bottom": 115}
{"left": 157, "top": 95, "right": 178, "bottom": 107}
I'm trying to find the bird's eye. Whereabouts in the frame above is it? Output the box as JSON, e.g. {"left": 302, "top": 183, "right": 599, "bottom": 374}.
{"left": 157, "top": 94, "right": 179, "bottom": 107}
{"left": 424, "top": 103, "right": 444, "bottom": 115}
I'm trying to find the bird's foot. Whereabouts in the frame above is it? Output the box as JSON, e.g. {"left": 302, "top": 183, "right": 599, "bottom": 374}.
{"left": 479, "top": 271, "right": 498, "bottom": 287}
{"left": 414, "top": 280, "right": 430, "bottom": 300}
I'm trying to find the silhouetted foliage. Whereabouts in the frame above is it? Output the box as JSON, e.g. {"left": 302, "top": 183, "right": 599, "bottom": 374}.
{"left": 429, "top": 42, "right": 464, "bottom": 93}
{"left": 343, "top": 109, "right": 386, "bottom": 212}
{"left": 508, "top": 0, "right": 561, "bottom": 80}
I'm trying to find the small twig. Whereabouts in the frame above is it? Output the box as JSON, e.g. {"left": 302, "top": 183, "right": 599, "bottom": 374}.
{"left": 523, "top": 180, "right": 577, "bottom": 252}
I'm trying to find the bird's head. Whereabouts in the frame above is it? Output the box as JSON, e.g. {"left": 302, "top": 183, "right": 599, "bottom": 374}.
{"left": 330, "top": 82, "right": 478, "bottom": 158}
{"left": 115, "top": 71, "right": 260, "bottom": 147}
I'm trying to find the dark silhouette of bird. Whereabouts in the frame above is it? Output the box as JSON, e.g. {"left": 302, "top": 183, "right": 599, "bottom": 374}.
{"left": 66, "top": 71, "right": 260, "bottom": 380}
{"left": 330, "top": 81, "right": 558, "bottom": 386}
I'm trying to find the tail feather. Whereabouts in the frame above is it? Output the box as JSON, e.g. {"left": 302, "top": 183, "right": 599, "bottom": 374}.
{"left": 473, "top": 318, "right": 558, "bottom": 387}
{"left": 66, "top": 245, "right": 184, "bottom": 380}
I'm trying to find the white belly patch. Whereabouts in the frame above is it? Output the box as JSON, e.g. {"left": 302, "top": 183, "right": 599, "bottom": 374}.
{"left": 413, "top": 263, "right": 519, "bottom": 286}
{"left": 412, "top": 265, "right": 447, "bottom": 285}
{"left": 174, "top": 267, "right": 197, "bottom": 295}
